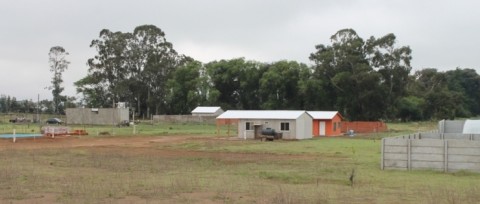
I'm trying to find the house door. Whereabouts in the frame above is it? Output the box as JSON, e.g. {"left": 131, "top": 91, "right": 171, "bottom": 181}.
{"left": 319, "top": 121, "right": 326, "bottom": 136}
{"left": 254, "top": 125, "right": 262, "bottom": 139}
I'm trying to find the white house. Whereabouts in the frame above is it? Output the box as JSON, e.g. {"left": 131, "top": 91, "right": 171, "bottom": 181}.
{"left": 216, "top": 110, "right": 313, "bottom": 140}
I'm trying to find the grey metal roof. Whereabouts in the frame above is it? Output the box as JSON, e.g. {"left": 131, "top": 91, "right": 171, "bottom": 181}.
{"left": 216, "top": 110, "right": 307, "bottom": 120}
{"left": 191, "top": 106, "right": 222, "bottom": 114}
{"left": 307, "top": 111, "right": 340, "bottom": 120}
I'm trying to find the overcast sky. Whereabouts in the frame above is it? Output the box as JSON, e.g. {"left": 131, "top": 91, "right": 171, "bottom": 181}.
{"left": 1, "top": 0, "right": 479, "bottom": 101}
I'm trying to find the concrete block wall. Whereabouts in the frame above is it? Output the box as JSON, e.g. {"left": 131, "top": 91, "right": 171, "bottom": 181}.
{"left": 438, "top": 120, "right": 465, "bottom": 133}
{"left": 66, "top": 108, "right": 129, "bottom": 125}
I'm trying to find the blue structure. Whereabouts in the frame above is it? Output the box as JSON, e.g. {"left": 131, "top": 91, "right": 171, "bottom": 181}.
{"left": 0, "top": 133, "right": 43, "bottom": 138}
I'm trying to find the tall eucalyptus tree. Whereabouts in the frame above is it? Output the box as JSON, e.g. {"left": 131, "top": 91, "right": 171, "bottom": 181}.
{"left": 48, "top": 46, "right": 69, "bottom": 114}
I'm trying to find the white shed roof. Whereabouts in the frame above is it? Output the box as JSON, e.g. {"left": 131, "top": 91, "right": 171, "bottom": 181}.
{"left": 463, "top": 120, "right": 480, "bottom": 134}
{"left": 307, "top": 111, "right": 340, "bottom": 120}
{"left": 191, "top": 106, "right": 222, "bottom": 114}
{"left": 217, "top": 110, "right": 307, "bottom": 120}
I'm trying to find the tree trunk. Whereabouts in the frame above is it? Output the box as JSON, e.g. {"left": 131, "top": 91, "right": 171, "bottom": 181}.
{"left": 137, "top": 93, "right": 141, "bottom": 118}
{"left": 146, "top": 88, "right": 150, "bottom": 119}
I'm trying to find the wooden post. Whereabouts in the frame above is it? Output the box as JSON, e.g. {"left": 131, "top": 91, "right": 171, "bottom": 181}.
{"left": 132, "top": 109, "right": 135, "bottom": 135}
{"left": 227, "top": 120, "right": 230, "bottom": 137}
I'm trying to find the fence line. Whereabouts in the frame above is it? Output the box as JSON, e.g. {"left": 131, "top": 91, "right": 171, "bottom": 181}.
{"left": 340, "top": 121, "right": 387, "bottom": 133}
{"left": 152, "top": 115, "right": 216, "bottom": 124}
{"left": 382, "top": 132, "right": 480, "bottom": 172}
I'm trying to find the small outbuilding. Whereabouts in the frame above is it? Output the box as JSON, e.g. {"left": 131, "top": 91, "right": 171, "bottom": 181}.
{"left": 216, "top": 110, "right": 313, "bottom": 140}
{"left": 191, "top": 106, "right": 224, "bottom": 117}
{"left": 66, "top": 108, "right": 129, "bottom": 125}
{"left": 307, "top": 111, "right": 343, "bottom": 137}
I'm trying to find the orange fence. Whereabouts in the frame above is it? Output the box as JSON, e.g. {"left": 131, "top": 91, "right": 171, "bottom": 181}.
{"left": 340, "top": 121, "right": 388, "bottom": 133}
{"left": 216, "top": 119, "right": 239, "bottom": 126}
{"left": 216, "top": 119, "right": 239, "bottom": 136}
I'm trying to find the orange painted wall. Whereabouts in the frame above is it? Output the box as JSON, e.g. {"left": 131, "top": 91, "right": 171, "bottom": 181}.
{"left": 312, "top": 114, "right": 343, "bottom": 137}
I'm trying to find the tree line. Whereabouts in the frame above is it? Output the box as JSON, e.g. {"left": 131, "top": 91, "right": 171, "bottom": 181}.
{"left": 0, "top": 95, "right": 76, "bottom": 115}
{"left": 71, "top": 25, "right": 480, "bottom": 121}
{"left": 7, "top": 25, "right": 474, "bottom": 121}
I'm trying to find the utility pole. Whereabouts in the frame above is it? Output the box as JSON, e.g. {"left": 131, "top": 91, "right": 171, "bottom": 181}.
{"left": 132, "top": 108, "right": 135, "bottom": 135}
{"left": 36, "top": 94, "right": 39, "bottom": 123}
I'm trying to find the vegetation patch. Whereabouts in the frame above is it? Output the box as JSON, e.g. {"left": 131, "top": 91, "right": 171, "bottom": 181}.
{"left": 259, "top": 171, "right": 312, "bottom": 184}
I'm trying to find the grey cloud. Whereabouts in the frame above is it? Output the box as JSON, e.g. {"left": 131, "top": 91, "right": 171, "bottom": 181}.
{"left": 0, "top": 0, "right": 479, "bottom": 100}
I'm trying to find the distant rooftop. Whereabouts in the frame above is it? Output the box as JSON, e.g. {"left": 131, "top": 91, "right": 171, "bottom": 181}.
{"left": 217, "top": 110, "right": 307, "bottom": 120}
{"left": 307, "top": 111, "right": 341, "bottom": 120}
{"left": 191, "top": 106, "right": 222, "bottom": 114}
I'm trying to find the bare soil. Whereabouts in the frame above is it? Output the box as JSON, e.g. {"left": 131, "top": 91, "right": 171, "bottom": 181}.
{"left": 0, "top": 135, "right": 314, "bottom": 161}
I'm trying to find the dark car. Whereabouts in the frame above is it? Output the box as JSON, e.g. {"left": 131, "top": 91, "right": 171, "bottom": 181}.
{"left": 9, "top": 117, "right": 29, "bottom": 123}
{"left": 117, "top": 120, "right": 130, "bottom": 127}
{"left": 46, "top": 118, "right": 62, "bottom": 124}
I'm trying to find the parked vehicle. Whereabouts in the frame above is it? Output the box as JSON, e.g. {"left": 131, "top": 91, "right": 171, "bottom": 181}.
{"left": 117, "top": 120, "right": 130, "bottom": 127}
{"left": 46, "top": 118, "right": 62, "bottom": 124}
{"left": 9, "top": 117, "right": 31, "bottom": 123}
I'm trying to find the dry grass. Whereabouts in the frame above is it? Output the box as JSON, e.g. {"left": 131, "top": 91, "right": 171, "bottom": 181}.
{"left": 0, "top": 122, "right": 479, "bottom": 203}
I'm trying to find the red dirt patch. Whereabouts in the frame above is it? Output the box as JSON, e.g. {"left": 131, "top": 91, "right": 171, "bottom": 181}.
{"left": 0, "top": 135, "right": 316, "bottom": 162}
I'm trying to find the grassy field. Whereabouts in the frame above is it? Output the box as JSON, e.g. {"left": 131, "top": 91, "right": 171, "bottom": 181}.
{"left": 1, "top": 121, "right": 479, "bottom": 203}
{"left": 0, "top": 121, "right": 230, "bottom": 136}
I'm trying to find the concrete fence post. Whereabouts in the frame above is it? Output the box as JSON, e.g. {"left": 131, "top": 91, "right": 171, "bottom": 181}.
{"left": 407, "top": 139, "right": 412, "bottom": 171}
{"left": 444, "top": 140, "right": 448, "bottom": 173}
{"left": 381, "top": 138, "right": 385, "bottom": 170}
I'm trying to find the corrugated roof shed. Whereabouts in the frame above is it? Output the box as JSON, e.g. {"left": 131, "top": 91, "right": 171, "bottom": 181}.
{"left": 216, "top": 110, "right": 306, "bottom": 119}
{"left": 307, "top": 111, "right": 340, "bottom": 119}
{"left": 191, "top": 106, "right": 222, "bottom": 114}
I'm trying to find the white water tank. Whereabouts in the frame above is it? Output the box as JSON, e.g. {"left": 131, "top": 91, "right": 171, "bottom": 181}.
{"left": 117, "top": 102, "right": 126, "bottom": 108}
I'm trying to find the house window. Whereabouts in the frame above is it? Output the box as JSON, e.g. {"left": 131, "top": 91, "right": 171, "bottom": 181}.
{"left": 280, "top": 122, "right": 290, "bottom": 131}
{"left": 333, "top": 122, "right": 337, "bottom": 131}
{"left": 245, "top": 122, "right": 253, "bottom": 130}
